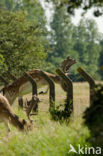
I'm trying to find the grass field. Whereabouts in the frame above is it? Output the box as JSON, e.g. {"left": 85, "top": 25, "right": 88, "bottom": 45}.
{"left": 0, "top": 83, "right": 91, "bottom": 156}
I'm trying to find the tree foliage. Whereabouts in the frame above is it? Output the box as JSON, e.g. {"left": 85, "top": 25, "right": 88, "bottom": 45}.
{"left": 47, "top": 6, "right": 78, "bottom": 73}
{"left": 47, "top": 0, "right": 103, "bottom": 16}
{"left": 99, "top": 40, "right": 103, "bottom": 78}
{"left": 84, "top": 84, "right": 103, "bottom": 149}
{"left": 0, "top": 7, "right": 48, "bottom": 81}
{"left": 73, "top": 18, "right": 102, "bottom": 79}
{"left": 48, "top": 6, "right": 102, "bottom": 80}
{"left": 0, "top": 0, "right": 103, "bottom": 82}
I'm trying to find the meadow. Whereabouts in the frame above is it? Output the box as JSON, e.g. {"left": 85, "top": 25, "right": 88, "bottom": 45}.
{"left": 0, "top": 83, "right": 91, "bottom": 156}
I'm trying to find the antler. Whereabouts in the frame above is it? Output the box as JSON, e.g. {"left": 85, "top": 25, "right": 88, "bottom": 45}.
{"left": 61, "top": 56, "right": 76, "bottom": 73}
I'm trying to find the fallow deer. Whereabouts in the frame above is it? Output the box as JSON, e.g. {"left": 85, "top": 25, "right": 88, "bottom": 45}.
{"left": 0, "top": 57, "right": 76, "bottom": 105}
{"left": 0, "top": 94, "right": 31, "bottom": 132}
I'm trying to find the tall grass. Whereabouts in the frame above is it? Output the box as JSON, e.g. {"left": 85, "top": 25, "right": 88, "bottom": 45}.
{"left": 0, "top": 83, "right": 90, "bottom": 156}
{"left": 0, "top": 113, "right": 90, "bottom": 156}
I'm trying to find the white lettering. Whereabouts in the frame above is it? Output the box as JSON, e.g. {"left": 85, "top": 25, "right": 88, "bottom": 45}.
{"left": 68, "top": 144, "right": 102, "bottom": 155}
{"left": 88, "top": 147, "right": 95, "bottom": 154}
{"left": 85, "top": 145, "right": 88, "bottom": 154}
{"left": 96, "top": 147, "right": 101, "bottom": 155}
{"left": 78, "top": 144, "right": 84, "bottom": 154}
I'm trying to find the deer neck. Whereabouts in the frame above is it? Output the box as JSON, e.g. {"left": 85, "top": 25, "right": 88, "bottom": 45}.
{"left": 3, "top": 85, "right": 20, "bottom": 105}
{"left": 0, "top": 94, "right": 28, "bottom": 131}
{"left": 9, "top": 114, "right": 27, "bottom": 130}
{"left": 5, "top": 91, "right": 18, "bottom": 105}
{"left": 46, "top": 73, "right": 61, "bottom": 84}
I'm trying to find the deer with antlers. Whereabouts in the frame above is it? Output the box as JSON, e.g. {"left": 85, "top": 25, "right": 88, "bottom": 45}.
{"left": 0, "top": 94, "right": 31, "bottom": 132}
{"left": 0, "top": 57, "right": 76, "bottom": 106}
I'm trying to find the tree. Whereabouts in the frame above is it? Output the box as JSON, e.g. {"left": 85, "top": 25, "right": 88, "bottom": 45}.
{"left": 99, "top": 40, "right": 103, "bottom": 79}
{"left": 47, "top": 6, "right": 78, "bottom": 73}
{"left": 73, "top": 18, "right": 102, "bottom": 79}
{"left": 47, "top": 0, "right": 103, "bottom": 16}
{"left": 48, "top": 5, "right": 102, "bottom": 79}
{"left": 0, "top": 9, "right": 48, "bottom": 81}
{"left": 0, "top": 0, "right": 19, "bottom": 11}
{"left": 47, "top": 6, "right": 102, "bottom": 80}
{"left": 0, "top": 0, "right": 47, "bottom": 31}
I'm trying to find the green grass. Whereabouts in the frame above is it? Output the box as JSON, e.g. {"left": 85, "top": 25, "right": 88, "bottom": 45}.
{"left": 0, "top": 83, "right": 91, "bottom": 156}
{"left": 0, "top": 114, "right": 90, "bottom": 156}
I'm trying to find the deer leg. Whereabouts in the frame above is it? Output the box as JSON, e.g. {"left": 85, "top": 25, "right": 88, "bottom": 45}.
{"left": 4, "top": 119, "right": 11, "bottom": 133}
{"left": 39, "top": 86, "right": 49, "bottom": 95}
{"left": 18, "top": 97, "right": 23, "bottom": 108}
